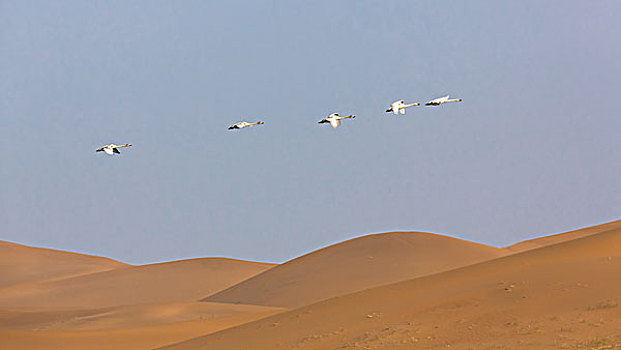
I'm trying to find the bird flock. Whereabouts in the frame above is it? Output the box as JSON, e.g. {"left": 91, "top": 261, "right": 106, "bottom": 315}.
{"left": 96, "top": 95, "right": 461, "bottom": 155}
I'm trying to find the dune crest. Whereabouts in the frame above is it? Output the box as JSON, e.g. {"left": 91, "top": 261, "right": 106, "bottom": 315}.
{"left": 505, "top": 219, "right": 621, "bottom": 253}
{"left": 161, "top": 223, "right": 621, "bottom": 350}
{"left": 0, "top": 240, "right": 128, "bottom": 288}
{"left": 2, "top": 220, "right": 620, "bottom": 350}
{"left": 0, "top": 258, "right": 275, "bottom": 309}
{"left": 203, "top": 232, "right": 507, "bottom": 308}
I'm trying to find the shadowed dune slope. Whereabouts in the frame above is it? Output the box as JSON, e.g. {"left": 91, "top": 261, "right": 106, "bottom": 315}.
{"left": 0, "top": 301, "right": 284, "bottom": 331}
{"left": 0, "top": 258, "right": 275, "bottom": 309}
{"left": 0, "top": 240, "right": 128, "bottom": 288}
{"left": 163, "top": 225, "right": 621, "bottom": 350}
{"left": 203, "top": 232, "right": 506, "bottom": 308}
{"left": 0, "top": 305, "right": 284, "bottom": 350}
{"left": 505, "top": 219, "right": 621, "bottom": 253}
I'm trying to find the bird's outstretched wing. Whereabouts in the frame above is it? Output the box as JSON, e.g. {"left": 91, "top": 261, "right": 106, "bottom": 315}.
{"left": 113, "top": 148, "right": 121, "bottom": 154}
{"left": 318, "top": 119, "right": 329, "bottom": 124}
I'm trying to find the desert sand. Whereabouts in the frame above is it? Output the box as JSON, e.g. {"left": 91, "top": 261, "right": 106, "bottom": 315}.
{"left": 0, "top": 257, "right": 275, "bottom": 309}
{"left": 0, "top": 240, "right": 127, "bottom": 287}
{"left": 203, "top": 232, "right": 507, "bottom": 308}
{"left": 1, "top": 220, "right": 619, "bottom": 350}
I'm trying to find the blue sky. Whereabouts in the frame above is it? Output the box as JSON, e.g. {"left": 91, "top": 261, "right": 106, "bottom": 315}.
{"left": 2, "top": 1, "right": 620, "bottom": 264}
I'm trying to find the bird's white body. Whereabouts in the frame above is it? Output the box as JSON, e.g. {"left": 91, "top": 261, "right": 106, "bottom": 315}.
{"left": 425, "top": 95, "right": 462, "bottom": 106}
{"left": 386, "top": 100, "right": 420, "bottom": 115}
{"left": 318, "top": 113, "right": 356, "bottom": 129}
{"left": 96, "top": 143, "right": 132, "bottom": 155}
{"left": 228, "top": 121, "right": 264, "bottom": 130}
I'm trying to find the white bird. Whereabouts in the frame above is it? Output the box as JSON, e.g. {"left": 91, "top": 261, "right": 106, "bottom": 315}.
{"left": 228, "top": 121, "right": 264, "bottom": 130}
{"left": 96, "top": 144, "right": 132, "bottom": 155}
{"left": 425, "top": 95, "right": 462, "bottom": 106}
{"left": 385, "top": 100, "right": 420, "bottom": 115}
{"left": 318, "top": 113, "right": 356, "bottom": 129}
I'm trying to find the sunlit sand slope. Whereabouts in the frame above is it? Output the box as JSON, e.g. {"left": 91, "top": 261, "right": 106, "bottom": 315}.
{"left": 164, "top": 226, "right": 621, "bottom": 350}
{"left": 505, "top": 219, "right": 621, "bottom": 253}
{"left": 0, "top": 258, "right": 275, "bottom": 309}
{"left": 204, "top": 232, "right": 506, "bottom": 308}
{"left": 0, "top": 303, "right": 283, "bottom": 350}
{"left": 0, "top": 240, "right": 127, "bottom": 287}
{"left": 0, "top": 302, "right": 284, "bottom": 330}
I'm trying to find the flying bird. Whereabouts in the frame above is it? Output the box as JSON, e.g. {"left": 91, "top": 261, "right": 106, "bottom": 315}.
{"left": 386, "top": 100, "right": 420, "bottom": 115}
{"left": 318, "top": 113, "right": 356, "bottom": 129}
{"left": 96, "top": 144, "right": 132, "bottom": 155}
{"left": 228, "top": 121, "right": 264, "bottom": 130}
{"left": 425, "top": 95, "right": 462, "bottom": 106}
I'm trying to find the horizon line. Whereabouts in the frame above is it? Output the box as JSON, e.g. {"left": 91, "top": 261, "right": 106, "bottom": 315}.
{"left": 2, "top": 217, "right": 619, "bottom": 266}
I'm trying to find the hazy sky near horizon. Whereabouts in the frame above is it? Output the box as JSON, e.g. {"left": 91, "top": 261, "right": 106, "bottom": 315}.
{"left": 2, "top": 1, "right": 620, "bottom": 264}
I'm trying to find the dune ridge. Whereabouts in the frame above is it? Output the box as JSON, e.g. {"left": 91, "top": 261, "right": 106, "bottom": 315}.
{"left": 161, "top": 223, "right": 621, "bottom": 350}
{"left": 505, "top": 219, "right": 621, "bottom": 253}
{"left": 1, "top": 220, "right": 619, "bottom": 350}
{"left": 0, "top": 257, "right": 275, "bottom": 309}
{"left": 203, "top": 232, "right": 507, "bottom": 308}
{"left": 0, "top": 240, "right": 128, "bottom": 288}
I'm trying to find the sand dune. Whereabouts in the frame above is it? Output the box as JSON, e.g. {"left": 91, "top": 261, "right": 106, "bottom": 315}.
{"left": 505, "top": 219, "right": 621, "bottom": 253}
{"left": 0, "top": 307, "right": 283, "bottom": 350}
{"left": 2, "top": 221, "right": 619, "bottom": 350}
{"left": 203, "top": 232, "right": 506, "bottom": 308}
{"left": 0, "top": 301, "right": 284, "bottom": 331}
{"left": 0, "top": 240, "right": 127, "bottom": 287}
{"left": 163, "top": 224, "right": 621, "bottom": 350}
{"left": 0, "top": 251, "right": 280, "bottom": 350}
{"left": 0, "top": 258, "right": 275, "bottom": 309}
